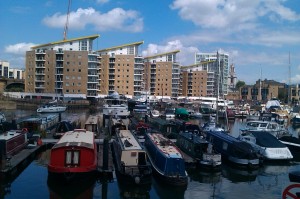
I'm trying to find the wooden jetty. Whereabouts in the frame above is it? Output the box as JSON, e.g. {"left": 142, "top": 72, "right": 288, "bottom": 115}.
{"left": 0, "top": 145, "right": 47, "bottom": 176}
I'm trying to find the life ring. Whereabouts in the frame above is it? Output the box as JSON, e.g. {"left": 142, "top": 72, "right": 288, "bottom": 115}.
{"left": 37, "top": 138, "right": 43, "bottom": 146}
{"left": 22, "top": 128, "right": 28, "bottom": 132}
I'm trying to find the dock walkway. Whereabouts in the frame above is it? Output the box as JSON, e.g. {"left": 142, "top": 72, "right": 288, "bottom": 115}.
{"left": 1, "top": 145, "right": 43, "bottom": 174}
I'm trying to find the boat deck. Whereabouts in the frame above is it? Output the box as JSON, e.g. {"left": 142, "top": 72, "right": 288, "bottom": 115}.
{"left": 97, "top": 143, "right": 114, "bottom": 172}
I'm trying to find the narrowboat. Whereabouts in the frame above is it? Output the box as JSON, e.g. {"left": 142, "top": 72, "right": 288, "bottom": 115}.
{"left": 84, "top": 115, "right": 101, "bottom": 137}
{"left": 18, "top": 114, "right": 59, "bottom": 134}
{"left": 144, "top": 133, "right": 188, "bottom": 186}
{"left": 205, "top": 130, "right": 261, "bottom": 168}
{"left": 147, "top": 117, "right": 178, "bottom": 139}
{"left": 48, "top": 129, "right": 97, "bottom": 181}
{"left": 0, "top": 129, "right": 28, "bottom": 168}
{"left": 176, "top": 132, "right": 222, "bottom": 170}
{"left": 112, "top": 129, "right": 152, "bottom": 185}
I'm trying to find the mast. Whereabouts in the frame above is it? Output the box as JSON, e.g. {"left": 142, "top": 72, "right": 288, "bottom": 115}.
{"left": 216, "top": 51, "right": 220, "bottom": 124}
{"left": 288, "top": 52, "right": 291, "bottom": 105}
{"left": 63, "top": 0, "right": 72, "bottom": 40}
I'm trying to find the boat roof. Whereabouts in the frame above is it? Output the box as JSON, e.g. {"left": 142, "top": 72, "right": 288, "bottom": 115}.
{"left": 0, "top": 130, "right": 22, "bottom": 141}
{"left": 85, "top": 115, "right": 100, "bottom": 125}
{"left": 147, "top": 133, "right": 183, "bottom": 159}
{"left": 249, "top": 131, "right": 287, "bottom": 148}
{"left": 117, "top": 130, "right": 142, "bottom": 150}
{"left": 178, "top": 132, "right": 208, "bottom": 144}
{"left": 53, "top": 129, "right": 94, "bottom": 149}
{"left": 207, "top": 130, "right": 242, "bottom": 144}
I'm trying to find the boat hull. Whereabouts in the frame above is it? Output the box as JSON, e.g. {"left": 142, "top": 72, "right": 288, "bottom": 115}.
{"left": 37, "top": 106, "right": 66, "bottom": 113}
{"left": 144, "top": 133, "right": 188, "bottom": 187}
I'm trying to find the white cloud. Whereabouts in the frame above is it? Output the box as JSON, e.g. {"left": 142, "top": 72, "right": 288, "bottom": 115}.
{"left": 170, "top": 0, "right": 300, "bottom": 30}
{"left": 42, "top": 7, "right": 143, "bottom": 32}
{"left": 142, "top": 40, "right": 200, "bottom": 65}
{"left": 5, "top": 43, "right": 37, "bottom": 55}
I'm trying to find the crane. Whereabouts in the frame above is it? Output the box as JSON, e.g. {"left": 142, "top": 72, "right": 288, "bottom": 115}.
{"left": 63, "top": 0, "right": 72, "bottom": 40}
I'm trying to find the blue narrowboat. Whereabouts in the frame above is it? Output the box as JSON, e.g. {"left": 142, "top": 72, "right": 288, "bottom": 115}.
{"left": 205, "top": 130, "right": 261, "bottom": 169}
{"left": 144, "top": 133, "right": 188, "bottom": 186}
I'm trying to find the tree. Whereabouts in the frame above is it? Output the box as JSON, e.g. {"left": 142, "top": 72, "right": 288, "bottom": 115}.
{"left": 236, "top": 80, "right": 246, "bottom": 90}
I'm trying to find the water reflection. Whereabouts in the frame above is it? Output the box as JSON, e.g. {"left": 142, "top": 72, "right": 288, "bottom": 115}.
{"left": 152, "top": 177, "right": 186, "bottom": 199}
{"left": 47, "top": 176, "right": 96, "bottom": 199}
{"left": 187, "top": 167, "right": 221, "bottom": 184}
{"left": 117, "top": 181, "right": 151, "bottom": 199}
{"left": 221, "top": 164, "right": 258, "bottom": 183}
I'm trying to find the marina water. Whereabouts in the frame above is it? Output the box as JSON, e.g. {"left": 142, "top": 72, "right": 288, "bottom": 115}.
{"left": 1, "top": 109, "right": 300, "bottom": 199}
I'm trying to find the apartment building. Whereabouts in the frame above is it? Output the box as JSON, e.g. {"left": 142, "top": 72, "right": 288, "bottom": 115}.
{"left": 240, "top": 79, "right": 286, "bottom": 102}
{"left": 9, "top": 69, "right": 24, "bottom": 79}
{"left": 97, "top": 41, "right": 144, "bottom": 97}
{"left": 0, "top": 61, "right": 9, "bottom": 78}
{"left": 195, "top": 52, "right": 229, "bottom": 97}
{"left": 25, "top": 35, "right": 100, "bottom": 99}
{"left": 144, "top": 50, "right": 180, "bottom": 98}
{"left": 180, "top": 63, "right": 208, "bottom": 98}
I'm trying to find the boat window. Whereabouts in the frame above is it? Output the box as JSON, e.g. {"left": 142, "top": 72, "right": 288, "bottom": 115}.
{"left": 138, "top": 152, "right": 146, "bottom": 165}
{"left": 65, "top": 150, "right": 80, "bottom": 166}
{"left": 222, "top": 142, "right": 228, "bottom": 150}
{"left": 73, "top": 151, "right": 79, "bottom": 164}
{"left": 131, "top": 152, "right": 137, "bottom": 157}
{"left": 260, "top": 123, "right": 267, "bottom": 128}
{"left": 66, "top": 151, "right": 72, "bottom": 164}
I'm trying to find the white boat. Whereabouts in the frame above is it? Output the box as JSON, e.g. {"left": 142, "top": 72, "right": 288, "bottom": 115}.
{"left": 102, "top": 92, "right": 130, "bottom": 118}
{"left": 150, "top": 109, "right": 160, "bottom": 118}
{"left": 238, "top": 131, "right": 293, "bottom": 161}
{"left": 241, "top": 120, "right": 288, "bottom": 138}
{"left": 37, "top": 100, "right": 66, "bottom": 113}
{"left": 112, "top": 129, "right": 152, "bottom": 185}
{"left": 163, "top": 108, "right": 175, "bottom": 119}
{"left": 37, "top": 104, "right": 67, "bottom": 113}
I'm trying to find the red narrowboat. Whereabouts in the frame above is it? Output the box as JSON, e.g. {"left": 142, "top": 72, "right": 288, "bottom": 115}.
{"left": 48, "top": 129, "right": 97, "bottom": 181}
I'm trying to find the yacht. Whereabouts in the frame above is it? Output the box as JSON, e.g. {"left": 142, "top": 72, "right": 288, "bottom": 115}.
{"left": 241, "top": 120, "right": 288, "bottom": 138}
{"left": 238, "top": 131, "right": 293, "bottom": 161}
{"left": 37, "top": 104, "right": 66, "bottom": 113}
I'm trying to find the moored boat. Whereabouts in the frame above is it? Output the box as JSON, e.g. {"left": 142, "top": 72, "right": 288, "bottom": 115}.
{"left": 48, "top": 129, "right": 97, "bottom": 182}
{"left": 18, "top": 114, "right": 59, "bottom": 134}
{"left": 112, "top": 129, "right": 152, "bottom": 185}
{"left": 241, "top": 120, "right": 288, "bottom": 138}
{"left": 205, "top": 130, "right": 260, "bottom": 169}
{"left": 53, "top": 115, "right": 81, "bottom": 139}
{"left": 0, "top": 129, "right": 29, "bottom": 169}
{"left": 176, "top": 132, "right": 221, "bottom": 170}
{"left": 144, "top": 133, "right": 188, "bottom": 186}
{"left": 37, "top": 100, "right": 66, "bottom": 113}
{"left": 238, "top": 130, "right": 293, "bottom": 161}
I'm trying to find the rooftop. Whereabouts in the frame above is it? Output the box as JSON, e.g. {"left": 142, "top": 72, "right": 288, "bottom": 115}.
{"left": 31, "top": 34, "right": 100, "bottom": 49}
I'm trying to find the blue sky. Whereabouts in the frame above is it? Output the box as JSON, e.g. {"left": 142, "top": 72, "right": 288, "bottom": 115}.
{"left": 1, "top": 0, "right": 300, "bottom": 85}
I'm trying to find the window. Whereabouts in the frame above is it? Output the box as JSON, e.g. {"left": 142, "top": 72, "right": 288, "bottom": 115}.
{"left": 78, "top": 69, "right": 81, "bottom": 72}
{"left": 65, "top": 150, "right": 80, "bottom": 166}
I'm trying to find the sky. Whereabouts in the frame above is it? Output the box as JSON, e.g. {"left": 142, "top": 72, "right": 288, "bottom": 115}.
{"left": 1, "top": 0, "right": 300, "bottom": 85}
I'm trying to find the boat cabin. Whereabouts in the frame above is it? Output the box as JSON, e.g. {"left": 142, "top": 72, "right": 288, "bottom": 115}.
{"left": 84, "top": 115, "right": 101, "bottom": 137}
{"left": 48, "top": 129, "right": 97, "bottom": 179}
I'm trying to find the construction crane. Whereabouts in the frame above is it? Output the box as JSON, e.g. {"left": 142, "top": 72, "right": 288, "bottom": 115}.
{"left": 63, "top": 0, "right": 72, "bottom": 40}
